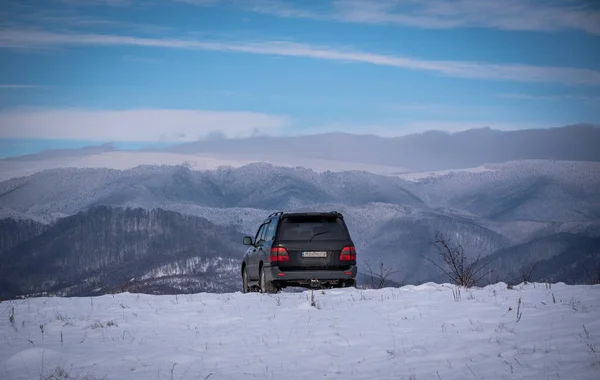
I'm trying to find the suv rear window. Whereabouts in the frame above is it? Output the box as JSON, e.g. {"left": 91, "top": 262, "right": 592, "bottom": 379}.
{"left": 278, "top": 215, "right": 349, "bottom": 241}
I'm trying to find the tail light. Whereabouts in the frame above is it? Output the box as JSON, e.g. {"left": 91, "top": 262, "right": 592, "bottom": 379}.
{"left": 340, "top": 246, "right": 356, "bottom": 261}
{"left": 270, "top": 247, "right": 290, "bottom": 262}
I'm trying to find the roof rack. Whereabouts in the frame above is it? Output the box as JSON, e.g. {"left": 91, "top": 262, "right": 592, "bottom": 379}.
{"left": 268, "top": 211, "right": 284, "bottom": 217}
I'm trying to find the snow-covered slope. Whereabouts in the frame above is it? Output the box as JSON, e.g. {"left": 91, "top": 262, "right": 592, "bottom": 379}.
{"left": 0, "top": 206, "right": 246, "bottom": 298}
{"left": 2, "top": 160, "right": 599, "bottom": 224}
{"left": 0, "top": 163, "right": 426, "bottom": 223}
{"left": 410, "top": 160, "right": 600, "bottom": 222}
{"left": 0, "top": 150, "right": 411, "bottom": 182}
{"left": 1, "top": 283, "right": 599, "bottom": 379}
{"left": 2, "top": 160, "right": 599, "bottom": 288}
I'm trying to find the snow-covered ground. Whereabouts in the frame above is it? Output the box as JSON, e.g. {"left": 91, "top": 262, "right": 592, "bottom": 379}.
{"left": 2, "top": 282, "right": 599, "bottom": 380}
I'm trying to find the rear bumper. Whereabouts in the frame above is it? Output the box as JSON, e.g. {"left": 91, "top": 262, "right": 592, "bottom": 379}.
{"left": 264, "top": 264, "right": 357, "bottom": 283}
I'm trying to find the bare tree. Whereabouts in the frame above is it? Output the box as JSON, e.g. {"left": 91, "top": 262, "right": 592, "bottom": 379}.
{"left": 362, "top": 260, "right": 401, "bottom": 289}
{"left": 425, "top": 233, "right": 495, "bottom": 288}
{"left": 515, "top": 261, "right": 539, "bottom": 284}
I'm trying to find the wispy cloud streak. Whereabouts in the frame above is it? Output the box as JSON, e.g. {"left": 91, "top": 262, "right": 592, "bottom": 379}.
{"left": 177, "top": 0, "right": 600, "bottom": 35}
{"left": 330, "top": 0, "right": 600, "bottom": 34}
{"left": 1, "top": 29, "right": 599, "bottom": 86}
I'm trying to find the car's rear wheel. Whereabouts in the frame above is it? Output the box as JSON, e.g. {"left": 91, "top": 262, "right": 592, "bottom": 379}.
{"left": 260, "top": 266, "right": 278, "bottom": 293}
{"left": 242, "top": 267, "right": 249, "bottom": 293}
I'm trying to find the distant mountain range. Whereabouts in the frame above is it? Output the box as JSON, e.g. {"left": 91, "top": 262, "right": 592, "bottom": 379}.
{"left": 2, "top": 125, "right": 599, "bottom": 180}
{"left": 1, "top": 156, "right": 599, "bottom": 298}
{"left": 156, "top": 124, "right": 600, "bottom": 171}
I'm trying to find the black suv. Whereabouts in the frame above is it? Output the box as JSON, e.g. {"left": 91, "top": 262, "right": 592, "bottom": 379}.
{"left": 241, "top": 211, "right": 357, "bottom": 293}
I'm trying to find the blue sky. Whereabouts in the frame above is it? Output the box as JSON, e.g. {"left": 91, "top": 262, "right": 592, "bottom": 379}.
{"left": 0, "top": 0, "right": 599, "bottom": 154}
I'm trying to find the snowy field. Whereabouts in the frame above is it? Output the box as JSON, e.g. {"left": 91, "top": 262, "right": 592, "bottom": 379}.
{"left": 1, "top": 282, "right": 599, "bottom": 380}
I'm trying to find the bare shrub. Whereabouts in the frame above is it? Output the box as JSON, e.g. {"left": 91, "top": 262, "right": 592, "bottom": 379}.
{"left": 362, "top": 260, "right": 400, "bottom": 289}
{"left": 425, "top": 233, "right": 495, "bottom": 288}
{"left": 512, "top": 261, "right": 539, "bottom": 284}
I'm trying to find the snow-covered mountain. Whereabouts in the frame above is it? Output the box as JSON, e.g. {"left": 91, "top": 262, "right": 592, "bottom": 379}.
{"left": 0, "top": 207, "right": 245, "bottom": 298}
{"left": 0, "top": 148, "right": 411, "bottom": 183}
{"left": 410, "top": 160, "right": 600, "bottom": 222}
{"left": 1, "top": 283, "right": 599, "bottom": 379}
{"left": 0, "top": 163, "right": 426, "bottom": 222}
{"left": 1, "top": 158, "right": 599, "bottom": 296}
{"left": 2, "top": 160, "right": 598, "bottom": 224}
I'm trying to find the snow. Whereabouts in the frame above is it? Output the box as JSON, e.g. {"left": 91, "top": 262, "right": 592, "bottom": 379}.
{"left": 396, "top": 165, "right": 494, "bottom": 182}
{"left": 2, "top": 282, "right": 599, "bottom": 379}
{"left": 139, "top": 257, "right": 240, "bottom": 280}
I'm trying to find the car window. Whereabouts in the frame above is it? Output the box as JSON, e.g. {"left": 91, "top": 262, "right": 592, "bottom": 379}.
{"left": 264, "top": 219, "right": 277, "bottom": 242}
{"left": 255, "top": 224, "right": 266, "bottom": 243}
{"left": 278, "top": 216, "right": 349, "bottom": 241}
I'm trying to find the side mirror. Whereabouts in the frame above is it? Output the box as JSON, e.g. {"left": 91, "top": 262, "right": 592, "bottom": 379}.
{"left": 243, "top": 236, "right": 254, "bottom": 245}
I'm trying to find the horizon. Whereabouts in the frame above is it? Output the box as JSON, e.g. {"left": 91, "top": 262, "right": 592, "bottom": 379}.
{"left": 1, "top": 0, "right": 600, "bottom": 156}
{"left": 2, "top": 123, "right": 600, "bottom": 159}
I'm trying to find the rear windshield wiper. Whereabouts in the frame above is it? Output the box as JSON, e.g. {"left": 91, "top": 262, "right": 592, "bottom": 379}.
{"left": 308, "top": 231, "right": 330, "bottom": 243}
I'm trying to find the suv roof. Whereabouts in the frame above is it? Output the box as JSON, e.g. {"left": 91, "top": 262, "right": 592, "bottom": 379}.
{"left": 268, "top": 211, "right": 344, "bottom": 219}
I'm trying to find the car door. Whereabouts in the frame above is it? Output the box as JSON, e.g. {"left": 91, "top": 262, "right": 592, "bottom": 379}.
{"left": 260, "top": 218, "right": 277, "bottom": 264}
{"left": 249, "top": 223, "right": 267, "bottom": 280}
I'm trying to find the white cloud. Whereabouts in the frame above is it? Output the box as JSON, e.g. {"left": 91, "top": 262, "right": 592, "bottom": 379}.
{"left": 0, "top": 106, "right": 549, "bottom": 141}
{"left": 0, "top": 108, "right": 289, "bottom": 141}
{"left": 202, "top": 0, "right": 600, "bottom": 35}
{"left": 330, "top": 0, "right": 600, "bottom": 35}
{"left": 1, "top": 29, "right": 599, "bottom": 86}
{"left": 11, "top": 0, "right": 600, "bottom": 35}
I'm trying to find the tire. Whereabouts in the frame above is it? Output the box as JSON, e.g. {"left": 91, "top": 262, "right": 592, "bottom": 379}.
{"left": 260, "top": 266, "right": 278, "bottom": 294}
{"left": 242, "top": 267, "right": 249, "bottom": 294}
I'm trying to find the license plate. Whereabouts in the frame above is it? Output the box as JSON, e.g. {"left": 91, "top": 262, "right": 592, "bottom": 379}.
{"left": 302, "top": 251, "right": 328, "bottom": 258}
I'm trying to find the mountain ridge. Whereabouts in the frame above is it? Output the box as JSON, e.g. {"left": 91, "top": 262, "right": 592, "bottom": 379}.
{"left": 2, "top": 124, "right": 599, "bottom": 173}
{"left": 0, "top": 206, "right": 245, "bottom": 298}
{"left": 157, "top": 124, "right": 600, "bottom": 171}
{"left": 1, "top": 158, "right": 599, "bottom": 296}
